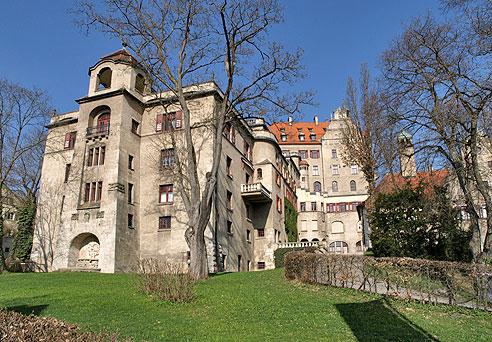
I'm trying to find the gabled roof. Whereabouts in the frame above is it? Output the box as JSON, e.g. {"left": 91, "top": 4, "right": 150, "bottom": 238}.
{"left": 375, "top": 169, "right": 449, "bottom": 196}
{"left": 268, "top": 121, "right": 329, "bottom": 144}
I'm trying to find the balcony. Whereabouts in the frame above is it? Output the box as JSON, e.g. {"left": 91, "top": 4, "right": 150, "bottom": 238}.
{"left": 86, "top": 123, "right": 110, "bottom": 137}
{"left": 241, "top": 183, "right": 271, "bottom": 202}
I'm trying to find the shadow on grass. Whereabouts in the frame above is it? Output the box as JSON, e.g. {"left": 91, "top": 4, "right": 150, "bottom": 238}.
{"left": 7, "top": 304, "right": 48, "bottom": 316}
{"left": 208, "top": 272, "right": 233, "bottom": 278}
{"left": 336, "top": 298, "right": 440, "bottom": 342}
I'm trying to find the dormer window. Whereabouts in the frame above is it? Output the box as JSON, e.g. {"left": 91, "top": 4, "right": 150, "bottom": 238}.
{"left": 281, "top": 133, "right": 287, "bottom": 142}
{"left": 297, "top": 128, "right": 302, "bottom": 132}
{"left": 299, "top": 133, "right": 305, "bottom": 141}
{"left": 280, "top": 128, "right": 285, "bottom": 132}
{"left": 310, "top": 133, "right": 316, "bottom": 141}
{"left": 96, "top": 67, "right": 112, "bottom": 90}
{"left": 308, "top": 128, "right": 313, "bottom": 132}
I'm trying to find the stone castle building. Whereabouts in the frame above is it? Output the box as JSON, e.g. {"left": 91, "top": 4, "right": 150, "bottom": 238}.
{"left": 31, "top": 49, "right": 301, "bottom": 273}
{"left": 269, "top": 108, "right": 368, "bottom": 254}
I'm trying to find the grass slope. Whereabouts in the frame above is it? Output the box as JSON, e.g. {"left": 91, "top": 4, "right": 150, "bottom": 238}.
{"left": 1, "top": 269, "right": 491, "bottom": 341}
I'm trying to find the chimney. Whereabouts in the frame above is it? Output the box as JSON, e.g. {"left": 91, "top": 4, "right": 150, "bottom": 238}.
{"left": 288, "top": 115, "right": 292, "bottom": 125}
{"left": 314, "top": 115, "right": 319, "bottom": 126}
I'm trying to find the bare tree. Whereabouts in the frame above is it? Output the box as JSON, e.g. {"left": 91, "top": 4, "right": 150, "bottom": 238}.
{"left": 341, "top": 64, "right": 398, "bottom": 210}
{"left": 380, "top": 14, "right": 492, "bottom": 260}
{"left": 0, "top": 79, "right": 51, "bottom": 271}
{"left": 73, "top": 0, "right": 313, "bottom": 279}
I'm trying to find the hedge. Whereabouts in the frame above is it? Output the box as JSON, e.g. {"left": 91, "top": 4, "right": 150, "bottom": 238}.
{"left": 274, "top": 247, "right": 317, "bottom": 268}
{"left": 284, "top": 251, "right": 492, "bottom": 310}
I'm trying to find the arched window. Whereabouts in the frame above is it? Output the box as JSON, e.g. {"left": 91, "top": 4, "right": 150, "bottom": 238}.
{"left": 350, "top": 180, "right": 357, "bottom": 191}
{"left": 356, "top": 241, "right": 362, "bottom": 251}
{"left": 257, "top": 168, "right": 262, "bottom": 180}
{"left": 135, "top": 74, "right": 145, "bottom": 93}
{"left": 332, "top": 181, "right": 338, "bottom": 192}
{"left": 97, "top": 113, "right": 110, "bottom": 133}
{"left": 313, "top": 181, "right": 321, "bottom": 192}
{"left": 97, "top": 67, "right": 112, "bottom": 90}
{"left": 312, "top": 238, "right": 319, "bottom": 242}
{"left": 300, "top": 238, "right": 309, "bottom": 242}
{"left": 329, "top": 241, "right": 348, "bottom": 254}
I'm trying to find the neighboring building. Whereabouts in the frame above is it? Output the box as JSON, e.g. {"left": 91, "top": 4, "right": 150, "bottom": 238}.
{"left": 376, "top": 131, "right": 492, "bottom": 247}
{"left": 31, "top": 49, "right": 299, "bottom": 273}
{"left": 2, "top": 186, "right": 21, "bottom": 259}
{"left": 269, "top": 107, "right": 369, "bottom": 254}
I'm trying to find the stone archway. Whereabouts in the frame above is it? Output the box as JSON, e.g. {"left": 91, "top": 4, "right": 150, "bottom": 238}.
{"left": 68, "top": 233, "right": 100, "bottom": 269}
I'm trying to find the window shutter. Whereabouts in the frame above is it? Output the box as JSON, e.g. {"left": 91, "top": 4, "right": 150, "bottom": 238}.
{"left": 64, "top": 132, "right": 70, "bottom": 149}
{"left": 156, "top": 114, "right": 163, "bottom": 132}
{"left": 175, "top": 110, "right": 182, "bottom": 128}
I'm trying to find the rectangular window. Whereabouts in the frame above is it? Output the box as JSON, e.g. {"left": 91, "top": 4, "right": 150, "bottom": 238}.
{"left": 300, "top": 202, "right": 306, "bottom": 211}
{"left": 258, "top": 262, "right": 265, "bottom": 270}
{"left": 311, "top": 202, "right": 317, "bottom": 211}
{"left": 332, "top": 165, "right": 339, "bottom": 175}
{"left": 246, "top": 229, "right": 251, "bottom": 241}
{"left": 340, "top": 202, "right": 346, "bottom": 212}
{"left": 310, "top": 150, "right": 319, "bottom": 159}
{"left": 91, "top": 182, "right": 96, "bottom": 202}
{"left": 257, "top": 228, "right": 265, "bottom": 237}
{"left": 299, "top": 150, "right": 307, "bottom": 159}
{"left": 310, "top": 134, "right": 316, "bottom": 141}
{"left": 243, "top": 141, "right": 251, "bottom": 160}
{"left": 64, "top": 164, "right": 71, "bottom": 183}
{"left": 226, "top": 156, "right": 232, "bottom": 177}
{"left": 94, "top": 147, "right": 99, "bottom": 166}
{"left": 64, "top": 132, "right": 77, "bottom": 149}
{"left": 227, "top": 191, "right": 232, "bottom": 210}
{"left": 159, "top": 216, "right": 171, "bottom": 230}
{"left": 85, "top": 183, "right": 90, "bottom": 202}
{"left": 97, "top": 181, "right": 102, "bottom": 201}
{"left": 275, "top": 171, "right": 281, "bottom": 186}
{"left": 332, "top": 149, "right": 337, "bottom": 158}
{"left": 488, "top": 160, "right": 492, "bottom": 169}
{"left": 128, "top": 183, "right": 133, "bottom": 203}
{"left": 100, "top": 146, "right": 105, "bottom": 165}
{"left": 88, "top": 148, "right": 94, "bottom": 166}
{"left": 313, "top": 166, "right": 319, "bottom": 176}
{"left": 128, "top": 214, "right": 134, "bottom": 228}
{"left": 301, "top": 220, "right": 307, "bottom": 231}
{"left": 276, "top": 195, "right": 282, "bottom": 213}
{"left": 227, "top": 220, "right": 232, "bottom": 234}
{"left": 128, "top": 155, "right": 134, "bottom": 170}
{"left": 231, "top": 126, "right": 236, "bottom": 145}
{"left": 351, "top": 165, "right": 358, "bottom": 174}
{"left": 131, "top": 119, "right": 139, "bottom": 134}
{"left": 159, "top": 184, "right": 173, "bottom": 203}
{"left": 161, "top": 149, "right": 175, "bottom": 169}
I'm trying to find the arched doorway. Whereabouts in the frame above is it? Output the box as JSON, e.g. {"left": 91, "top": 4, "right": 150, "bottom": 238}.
{"left": 69, "top": 233, "right": 100, "bottom": 269}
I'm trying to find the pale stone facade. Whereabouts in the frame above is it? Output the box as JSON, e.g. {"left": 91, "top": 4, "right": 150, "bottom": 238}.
{"left": 2, "top": 186, "right": 21, "bottom": 259}
{"left": 269, "top": 107, "right": 368, "bottom": 254}
{"left": 31, "top": 50, "right": 299, "bottom": 273}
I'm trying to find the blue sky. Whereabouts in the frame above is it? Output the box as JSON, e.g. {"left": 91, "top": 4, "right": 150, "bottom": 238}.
{"left": 0, "top": 1, "right": 442, "bottom": 121}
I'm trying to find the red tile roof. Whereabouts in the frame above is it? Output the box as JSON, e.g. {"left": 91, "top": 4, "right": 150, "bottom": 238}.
{"left": 269, "top": 121, "right": 329, "bottom": 144}
{"left": 375, "top": 169, "right": 449, "bottom": 196}
{"left": 100, "top": 49, "right": 139, "bottom": 65}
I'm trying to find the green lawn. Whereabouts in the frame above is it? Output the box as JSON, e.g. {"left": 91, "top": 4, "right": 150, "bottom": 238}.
{"left": 1, "top": 269, "right": 491, "bottom": 341}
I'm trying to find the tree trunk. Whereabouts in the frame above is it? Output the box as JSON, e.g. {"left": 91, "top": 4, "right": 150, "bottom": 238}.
{"left": 186, "top": 224, "right": 208, "bottom": 280}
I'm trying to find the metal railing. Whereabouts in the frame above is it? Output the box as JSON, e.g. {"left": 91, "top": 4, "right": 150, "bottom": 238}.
{"left": 87, "top": 123, "right": 110, "bottom": 136}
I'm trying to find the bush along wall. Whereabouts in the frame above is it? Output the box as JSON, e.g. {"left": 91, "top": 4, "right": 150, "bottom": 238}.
{"left": 274, "top": 246, "right": 318, "bottom": 268}
{"left": 284, "top": 251, "right": 492, "bottom": 310}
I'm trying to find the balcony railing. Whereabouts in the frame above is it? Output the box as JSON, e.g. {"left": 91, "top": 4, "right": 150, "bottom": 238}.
{"left": 86, "top": 123, "right": 110, "bottom": 137}
{"left": 241, "top": 182, "right": 271, "bottom": 202}
{"left": 276, "top": 241, "right": 319, "bottom": 249}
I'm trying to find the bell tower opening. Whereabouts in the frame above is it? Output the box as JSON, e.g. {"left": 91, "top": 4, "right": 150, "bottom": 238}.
{"left": 97, "top": 67, "right": 112, "bottom": 90}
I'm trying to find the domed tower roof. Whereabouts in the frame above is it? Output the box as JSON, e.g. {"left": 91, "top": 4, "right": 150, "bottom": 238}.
{"left": 99, "top": 48, "right": 140, "bottom": 65}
